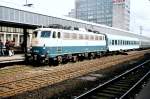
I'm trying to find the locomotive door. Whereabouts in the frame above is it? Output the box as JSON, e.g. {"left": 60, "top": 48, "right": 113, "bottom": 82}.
{"left": 56, "top": 31, "right": 62, "bottom": 55}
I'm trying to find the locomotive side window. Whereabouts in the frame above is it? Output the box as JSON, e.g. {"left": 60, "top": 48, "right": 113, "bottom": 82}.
{"left": 72, "top": 33, "right": 77, "bottom": 39}
{"left": 103, "top": 36, "right": 105, "bottom": 40}
{"left": 32, "top": 31, "right": 38, "bottom": 38}
{"left": 79, "top": 34, "right": 83, "bottom": 40}
{"left": 95, "top": 35, "right": 98, "bottom": 40}
{"left": 90, "top": 35, "right": 94, "bottom": 40}
{"left": 85, "top": 35, "right": 89, "bottom": 40}
{"left": 64, "top": 33, "right": 70, "bottom": 39}
{"left": 58, "top": 32, "right": 61, "bottom": 38}
{"left": 98, "top": 36, "right": 102, "bottom": 40}
{"left": 52, "top": 31, "right": 57, "bottom": 38}
{"left": 41, "top": 31, "right": 51, "bottom": 38}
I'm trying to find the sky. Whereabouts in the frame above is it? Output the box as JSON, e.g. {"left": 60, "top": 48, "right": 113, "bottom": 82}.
{"left": 0, "top": 0, "right": 150, "bottom": 37}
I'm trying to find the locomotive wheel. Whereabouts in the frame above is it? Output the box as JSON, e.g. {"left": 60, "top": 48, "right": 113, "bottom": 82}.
{"left": 89, "top": 53, "right": 95, "bottom": 59}
{"left": 57, "top": 56, "right": 63, "bottom": 64}
{"left": 25, "top": 56, "right": 31, "bottom": 64}
{"left": 97, "top": 53, "right": 102, "bottom": 58}
{"left": 44, "top": 57, "right": 49, "bottom": 65}
{"left": 72, "top": 55, "right": 78, "bottom": 62}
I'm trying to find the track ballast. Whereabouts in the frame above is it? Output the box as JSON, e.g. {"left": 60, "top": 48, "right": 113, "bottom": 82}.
{"left": 75, "top": 59, "right": 150, "bottom": 99}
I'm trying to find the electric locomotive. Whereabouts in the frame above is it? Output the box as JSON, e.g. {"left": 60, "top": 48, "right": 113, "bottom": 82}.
{"left": 26, "top": 27, "right": 107, "bottom": 64}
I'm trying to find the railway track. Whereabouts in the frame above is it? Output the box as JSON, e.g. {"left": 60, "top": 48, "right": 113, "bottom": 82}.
{"left": 75, "top": 59, "right": 150, "bottom": 99}
{"left": 0, "top": 50, "right": 148, "bottom": 98}
{"left": 0, "top": 66, "right": 32, "bottom": 77}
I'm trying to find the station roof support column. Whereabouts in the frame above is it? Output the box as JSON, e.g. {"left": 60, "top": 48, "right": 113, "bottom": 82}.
{"left": 23, "top": 28, "right": 28, "bottom": 54}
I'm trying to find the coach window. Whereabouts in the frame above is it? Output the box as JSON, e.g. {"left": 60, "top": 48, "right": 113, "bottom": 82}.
{"left": 125, "top": 41, "right": 127, "bottom": 45}
{"left": 118, "top": 40, "right": 120, "bottom": 45}
{"left": 131, "top": 41, "right": 133, "bottom": 45}
{"left": 58, "top": 32, "right": 61, "bottom": 38}
{"left": 121, "top": 40, "right": 122, "bottom": 45}
{"left": 109, "top": 40, "right": 112, "bottom": 45}
{"left": 115, "top": 40, "right": 117, "bottom": 45}
{"left": 130, "top": 41, "right": 132, "bottom": 45}
{"left": 132, "top": 41, "right": 134, "bottom": 45}
{"left": 124, "top": 41, "right": 126, "bottom": 45}
{"left": 112, "top": 40, "right": 114, "bottom": 45}
{"left": 52, "top": 31, "right": 57, "bottom": 38}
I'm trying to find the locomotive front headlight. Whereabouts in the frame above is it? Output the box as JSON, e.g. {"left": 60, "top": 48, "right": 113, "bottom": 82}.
{"left": 27, "top": 48, "right": 30, "bottom": 52}
{"left": 43, "top": 44, "right": 46, "bottom": 49}
{"left": 47, "top": 50, "right": 50, "bottom": 54}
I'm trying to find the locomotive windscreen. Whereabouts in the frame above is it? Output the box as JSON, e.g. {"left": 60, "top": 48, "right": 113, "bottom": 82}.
{"left": 40, "top": 31, "right": 51, "bottom": 38}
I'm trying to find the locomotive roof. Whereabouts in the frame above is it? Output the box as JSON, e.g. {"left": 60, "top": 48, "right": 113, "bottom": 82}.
{"left": 35, "top": 28, "right": 106, "bottom": 36}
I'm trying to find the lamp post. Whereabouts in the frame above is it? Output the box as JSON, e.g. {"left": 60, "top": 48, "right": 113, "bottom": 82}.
{"left": 139, "top": 26, "right": 143, "bottom": 48}
{"left": 140, "top": 26, "right": 143, "bottom": 35}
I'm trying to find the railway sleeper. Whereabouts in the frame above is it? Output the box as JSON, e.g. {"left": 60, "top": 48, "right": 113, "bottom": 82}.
{"left": 96, "top": 92, "right": 116, "bottom": 98}
{"left": 119, "top": 79, "right": 141, "bottom": 84}
{"left": 106, "top": 87, "right": 129, "bottom": 92}
{"left": 116, "top": 81, "right": 134, "bottom": 85}
{"left": 119, "top": 79, "right": 137, "bottom": 83}
{"left": 100, "top": 89, "right": 123, "bottom": 95}
{"left": 108, "top": 85, "right": 129, "bottom": 89}
{"left": 114, "top": 83, "right": 131, "bottom": 87}
{"left": 91, "top": 95, "right": 109, "bottom": 99}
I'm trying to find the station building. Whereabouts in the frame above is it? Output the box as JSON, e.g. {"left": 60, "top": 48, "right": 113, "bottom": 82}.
{"left": 69, "top": 0, "right": 130, "bottom": 30}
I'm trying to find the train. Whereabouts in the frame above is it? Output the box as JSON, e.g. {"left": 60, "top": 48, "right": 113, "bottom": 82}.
{"left": 25, "top": 26, "right": 150, "bottom": 65}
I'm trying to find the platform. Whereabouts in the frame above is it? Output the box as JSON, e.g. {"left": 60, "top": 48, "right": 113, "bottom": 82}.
{"left": 0, "top": 54, "right": 25, "bottom": 63}
{"left": 136, "top": 80, "right": 150, "bottom": 99}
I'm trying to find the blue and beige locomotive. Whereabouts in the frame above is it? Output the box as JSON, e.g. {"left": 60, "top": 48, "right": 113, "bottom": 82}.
{"left": 26, "top": 27, "right": 107, "bottom": 64}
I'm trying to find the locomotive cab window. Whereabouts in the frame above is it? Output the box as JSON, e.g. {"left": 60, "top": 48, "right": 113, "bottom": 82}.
{"left": 32, "top": 31, "right": 38, "bottom": 38}
{"left": 41, "top": 31, "right": 51, "bottom": 38}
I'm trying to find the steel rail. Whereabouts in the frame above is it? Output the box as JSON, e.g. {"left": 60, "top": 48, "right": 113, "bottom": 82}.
{"left": 74, "top": 59, "right": 150, "bottom": 99}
